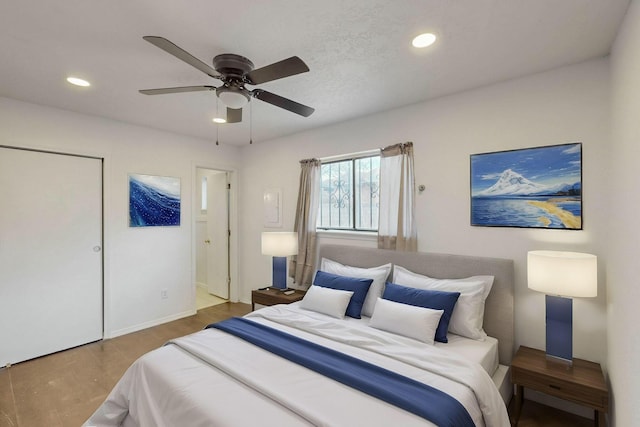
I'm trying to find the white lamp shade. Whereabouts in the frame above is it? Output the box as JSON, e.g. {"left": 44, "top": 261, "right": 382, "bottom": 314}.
{"left": 261, "top": 232, "right": 298, "bottom": 256}
{"left": 527, "top": 250, "right": 597, "bottom": 297}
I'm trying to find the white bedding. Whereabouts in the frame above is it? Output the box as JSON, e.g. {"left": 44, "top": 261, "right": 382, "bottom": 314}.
{"left": 290, "top": 301, "right": 500, "bottom": 376}
{"left": 85, "top": 305, "right": 510, "bottom": 427}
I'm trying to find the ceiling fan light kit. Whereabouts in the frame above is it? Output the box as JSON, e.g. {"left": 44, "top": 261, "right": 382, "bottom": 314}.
{"left": 139, "top": 36, "right": 315, "bottom": 143}
{"left": 217, "top": 87, "right": 250, "bottom": 109}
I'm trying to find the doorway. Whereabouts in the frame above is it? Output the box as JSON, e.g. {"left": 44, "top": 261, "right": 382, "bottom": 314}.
{"left": 195, "top": 168, "right": 231, "bottom": 309}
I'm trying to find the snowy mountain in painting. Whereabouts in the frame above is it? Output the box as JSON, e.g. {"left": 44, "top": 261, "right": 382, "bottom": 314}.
{"left": 476, "top": 169, "right": 546, "bottom": 196}
{"left": 476, "top": 169, "right": 579, "bottom": 197}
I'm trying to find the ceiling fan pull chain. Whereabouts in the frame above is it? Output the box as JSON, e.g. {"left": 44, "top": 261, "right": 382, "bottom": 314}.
{"left": 216, "top": 97, "right": 220, "bottom": 145}
{"left": 249, "top": 101, "right": 253, "bottom": 145}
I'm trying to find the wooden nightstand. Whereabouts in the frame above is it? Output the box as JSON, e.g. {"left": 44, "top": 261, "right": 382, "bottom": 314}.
{"left": 251, "top": 288, "right": 306, "bottom": 310}
{"left": 511, "top": 346, "right": 608, "bottom": 426}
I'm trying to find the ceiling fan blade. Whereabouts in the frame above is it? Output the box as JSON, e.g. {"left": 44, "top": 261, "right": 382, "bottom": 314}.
{"left": 226, "top": 107, "right": 242, "bottom": 123}
{"left": 252, "top": 89, "right": 315, "bottom": 117}
{"left": 139, "top": 86, "right": 215, "bottom": 95}
{"left": 143, "top": 36, "right": 221, "bottom": 79}
{"left": 246, "top": 56, "right": 310, "bottom": 85}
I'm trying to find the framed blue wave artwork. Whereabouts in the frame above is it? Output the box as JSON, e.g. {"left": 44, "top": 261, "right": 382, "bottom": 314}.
{"left": 470, "top": 143, "right": 582, "bottom": 230}
{"left": 129, "top": 174, "right": 181, "bottom": 227}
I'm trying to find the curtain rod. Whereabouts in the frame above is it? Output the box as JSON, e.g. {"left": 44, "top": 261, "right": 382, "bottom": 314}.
{"left": 319, "top": 148, "right": 381, "bottom": 163}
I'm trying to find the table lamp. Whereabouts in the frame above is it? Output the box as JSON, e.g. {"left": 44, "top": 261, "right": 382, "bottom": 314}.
{"left": 261, "top": 232, "right": 298, "bottom": 290}
{"left": 527, "top": 250, "right": 597, "bottom": 364}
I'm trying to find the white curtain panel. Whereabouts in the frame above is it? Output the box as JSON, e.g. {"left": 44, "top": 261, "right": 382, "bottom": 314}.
{"left": 378, "top": 142, "right": 417, "bottom": 251}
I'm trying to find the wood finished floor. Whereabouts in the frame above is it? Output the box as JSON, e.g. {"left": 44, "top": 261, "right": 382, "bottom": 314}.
{"left": 0, "top": 302, "right": 595, "bottom": 427}
{"left": 0, "top": 303, "right": 251, "bottom": 427}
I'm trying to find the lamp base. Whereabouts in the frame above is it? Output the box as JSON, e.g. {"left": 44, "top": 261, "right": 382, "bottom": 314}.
{"left": 545, "top": 294, "right": 573, "bottom": 364}
{"left": 272, "top": 256, "right": 288, "bottom": 290}
{"left": 545, "top": 353, "right": 573, "bottom": 367}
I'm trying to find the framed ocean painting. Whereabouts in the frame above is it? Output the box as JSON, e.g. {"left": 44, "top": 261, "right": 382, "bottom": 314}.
{"left": 470, "top": 143, "right": 582, "bottom": 230}
{"left": 129, "top": 174, "right": 181, "bottom": 227}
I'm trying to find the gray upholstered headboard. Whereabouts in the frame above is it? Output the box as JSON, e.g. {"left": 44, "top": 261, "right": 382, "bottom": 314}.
{"left": 318, "top": 244, "right": 515, "bottom": 365}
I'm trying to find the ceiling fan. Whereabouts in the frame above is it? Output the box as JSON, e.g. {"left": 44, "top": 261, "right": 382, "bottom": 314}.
{"left": 139, "top": 36, "right": 315, "bottom": 123}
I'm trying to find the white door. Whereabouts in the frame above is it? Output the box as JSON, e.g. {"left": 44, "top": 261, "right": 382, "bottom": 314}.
{"left": 206, "top": 171, "right": 229, "bottom": 299}
{"left": 0, "top": 147, "right": 103, "bottom": 366}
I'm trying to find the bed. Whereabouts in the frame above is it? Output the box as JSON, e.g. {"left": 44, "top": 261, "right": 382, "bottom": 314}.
{"left": 85, "top": 244, "right": 514, "bottom": 427}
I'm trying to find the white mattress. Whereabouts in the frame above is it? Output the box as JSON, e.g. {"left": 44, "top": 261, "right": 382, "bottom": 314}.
{"left": 493, "top": 364, "right": 512, "bottom": 404}
{"left": 436, "top": 333, "right": 499, "bottom": 376}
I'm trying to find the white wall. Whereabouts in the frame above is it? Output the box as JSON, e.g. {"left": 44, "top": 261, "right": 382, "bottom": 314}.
{"left": 0, "top": 97, "right": 240, "bottom": 338}
{"left": 239, "top": 58, "right": 610, "bottom": 415}
{"left": 609, "top": 1, "right": 640, "bottom": 425}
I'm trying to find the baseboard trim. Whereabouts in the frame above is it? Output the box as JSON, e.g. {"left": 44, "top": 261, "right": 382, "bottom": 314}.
{"left": 106, "top": 309, "right": 197, "bottom": 339}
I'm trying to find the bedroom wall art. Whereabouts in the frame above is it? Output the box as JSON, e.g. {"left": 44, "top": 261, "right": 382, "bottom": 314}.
{"left": 470, "top": 142, "right": 582, "bottom": 230}
{"left": 129, "top": 173, "right": 181, "bottom": 227}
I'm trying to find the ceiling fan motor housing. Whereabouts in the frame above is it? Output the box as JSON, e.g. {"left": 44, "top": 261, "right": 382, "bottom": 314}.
{"left": 213, "top": 54, "right": 255, "bottom": 79}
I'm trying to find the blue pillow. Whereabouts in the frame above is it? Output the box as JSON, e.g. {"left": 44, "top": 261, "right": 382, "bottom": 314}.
{"left": 313, "top": 270, "right": 373, "bottom": 319}
{"left": 382, "top": 282, "right": 460, "bottom": 343}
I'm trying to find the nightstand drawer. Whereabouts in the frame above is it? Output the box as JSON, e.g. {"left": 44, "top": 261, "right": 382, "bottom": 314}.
{"left": 512, "top": 368, "right": 607, "bottom": 410}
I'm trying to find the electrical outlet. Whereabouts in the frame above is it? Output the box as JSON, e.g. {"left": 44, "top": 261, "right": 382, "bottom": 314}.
{"left": 161, "top": 289, "right": 168, "bottom": 299}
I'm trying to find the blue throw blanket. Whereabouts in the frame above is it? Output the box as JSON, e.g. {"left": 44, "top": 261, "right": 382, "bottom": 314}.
{"left": 208, "top": 317, "right": 475, "bottom": 427}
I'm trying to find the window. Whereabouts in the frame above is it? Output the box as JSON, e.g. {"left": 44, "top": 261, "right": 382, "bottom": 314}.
{"left": 318, "top": 154, "right": 380, "bottom": 231}
{"left": 201, "top": 176, "right": 207, "bottom": 213}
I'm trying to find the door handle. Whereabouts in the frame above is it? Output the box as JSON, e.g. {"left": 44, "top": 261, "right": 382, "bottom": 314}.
{"left": 204, "top": 239, "right": 211, "bottom": 244}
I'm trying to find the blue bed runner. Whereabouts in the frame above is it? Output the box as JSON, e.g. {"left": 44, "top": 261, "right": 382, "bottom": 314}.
{"left": 207, "top": 317, "right": 474, "bottom": 427}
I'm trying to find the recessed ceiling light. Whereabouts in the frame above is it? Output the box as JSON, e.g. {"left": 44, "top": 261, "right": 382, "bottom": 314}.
{"left": 412, "top": 33, "right": 437, "bottom": 48}
{"left": 66, "top": 77, "right": 91, "bottom": 87}
{"left": 212, "top": 117, "right": 226, "bottom": 124}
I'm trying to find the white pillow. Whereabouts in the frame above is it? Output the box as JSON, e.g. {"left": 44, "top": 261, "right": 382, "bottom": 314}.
{"left": 392, "top": 265, "right": 494, "bottom": 340}
{"left": 299, "top": 285, "right": 354, "bottom": 319}
{"left": 320, "top": 258, "right": 391, "bottom": 317}
{"left": 369, "top": 298, "right": 443, "bottom": 345}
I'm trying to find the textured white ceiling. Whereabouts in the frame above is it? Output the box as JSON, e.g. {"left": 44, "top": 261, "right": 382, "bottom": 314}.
{"left": 0, "top": 1, "right": 630, "bottom": 146}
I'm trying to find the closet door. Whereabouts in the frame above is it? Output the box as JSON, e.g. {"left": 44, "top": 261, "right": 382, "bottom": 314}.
{"left": 0, "top": 147, "right": 103, "bottom": 366}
